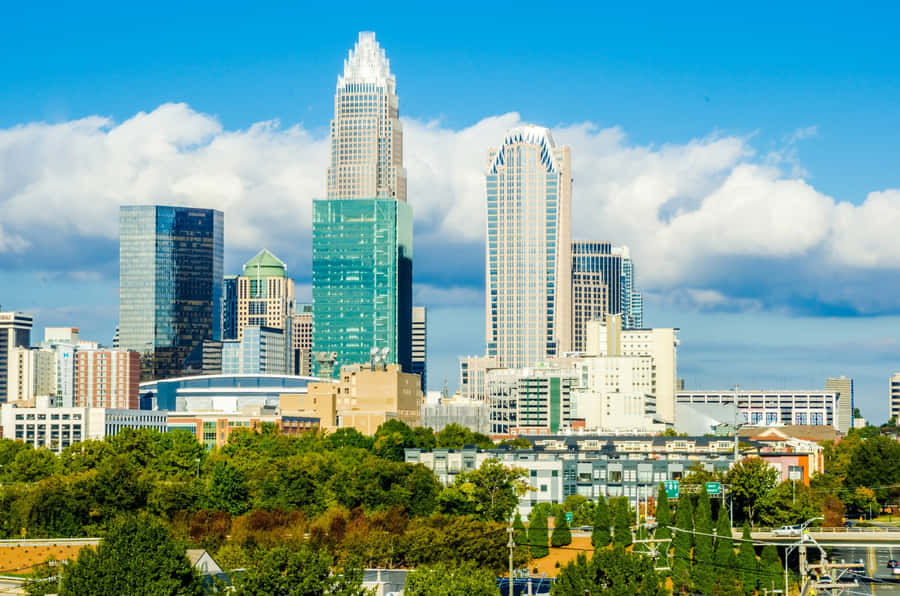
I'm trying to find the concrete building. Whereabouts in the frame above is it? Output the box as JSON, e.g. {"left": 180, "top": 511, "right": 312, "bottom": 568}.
{"left": 486, "top": 126, "right": 572, "bottom": 368}
{"left": 571, "top": 243, "right": 609, "bottom": 354}
{"left": 119, "top": 205, "right": 224, "bottom": 380}
{"left": 825, "top": 376, "right": 854, "bottom": 434}
{"left": 306, "top": 363, "right": 423, "bottom": 434}
{"left": 222, "top": 326, "right": 288, "bottom": 375}
{"left": 421, "top": 399, "right": 490, "bottom": 434}
{"left": 9, "top": 347, "right": 56, "bottom": 403}
{"left": 585, "top": 315, "right": 679, "bottom": 422}
{"left": 75, "top": 349, "right": 141, "bottom": 409}
{"left": 235, "top": 250, "right": 294, "bottom": 372}
{"left": 313, "top": 32, "right": 413, "bottom": 377}
{"left": 0, "top": 310, "right": 33, "bottom": 403}
{"left": 486, "top": 368, "right": 575, "bottom": 436}
{"left": 411, "top": 306, "right": 426, "bottom": 391}
{"left": 458, "top": 355, "right": 499, "bottom": 402}
{"left": 1, "top": 399, "right": 167, "bottom": 453}
{"left": 892, "top": 373, "right": 900, "bottom": 422}
{"left": 406, "top": 434, "right": 740, "bottom": 514}
{"left": 677, "top": 389, "right": 839, "bottom": 429}
{"left": 292, "top": 304, "right": 313, "bottom": 376}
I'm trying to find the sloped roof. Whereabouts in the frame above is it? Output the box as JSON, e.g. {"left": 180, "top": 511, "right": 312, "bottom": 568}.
{"left": 242, "top": 249, "right": 287, "bottom": 278}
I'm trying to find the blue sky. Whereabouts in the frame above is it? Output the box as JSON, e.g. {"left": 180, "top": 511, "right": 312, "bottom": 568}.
{"left": 2, "top": 1, "right": 899, "bottom": 420}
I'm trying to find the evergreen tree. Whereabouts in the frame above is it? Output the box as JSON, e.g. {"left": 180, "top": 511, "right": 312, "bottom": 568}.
{"left": 760, "top": 544, "right": 783, "bottom": 595}
{"left": 671, "top": 496, "right": 693, "bottom": 594}
{"left": 692, "top": 486, "right": 714, "bottom": 594}
{"left": 612, "top": 497, "right": 633, "bottom": 547}
{"left": 528, "top": 508, "right": 549, "bottom": 559}
{"left": 737, "top": 524, "right": 758, "bottom": 596}
{"left": 551, "top": 513, "right": 572, "bottom": 547}
{"left": 634, "top": 524, "right": 649, "bottom": 554}
{"left": 713, "top": 508, "right": 737, "bottom": 594}
{"left": 513, "top": 512, "right": 530, "bottom": 561}
{"left": 592, "top": 494, "right": 612, "bottom": 547}
{"left": 654, "top": 484, "right": 671, "bottom": 542}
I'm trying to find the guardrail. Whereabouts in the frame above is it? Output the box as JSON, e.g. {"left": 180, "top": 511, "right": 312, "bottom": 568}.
{"left": 0, "top": 538, "right": 100, "bottom": 545}
{"left": 744, "top": 526, "right": 897, "bottom": 533}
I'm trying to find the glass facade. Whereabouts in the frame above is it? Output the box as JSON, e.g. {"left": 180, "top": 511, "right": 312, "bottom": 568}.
{"left": 312, "top": 198, "right": 412, "bottom": 376}
{"left": 486, "top": 127, "right": 571, "bottom": 368}
{"left": 223, "top": 275, "right": 238, "bottom": 340}
{"left": 119, "top": 206, "right": 223, "bottom": 380}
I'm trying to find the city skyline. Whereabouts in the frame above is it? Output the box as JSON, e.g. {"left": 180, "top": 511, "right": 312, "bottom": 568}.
{"left": 2, "top": 14, "right": 900, "bottom": 420}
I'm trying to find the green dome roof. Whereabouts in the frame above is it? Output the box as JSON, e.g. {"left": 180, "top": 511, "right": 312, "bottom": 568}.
{"left": 242, "top": 249, "right": 287, "bottom": 278}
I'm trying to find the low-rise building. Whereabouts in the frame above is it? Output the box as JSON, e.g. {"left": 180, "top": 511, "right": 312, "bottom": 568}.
{"left": 676, "top": 389, "right": 839, "bottom": 429}
{"left": 167, "top": 407, "right": 318, "bottom": 450}
{"left": 486, "top": 368, "right": 575, "bottom": 436}
{"left": 0, "top": 399, "right": 167, "bottom": 453}
{"left": 406, "top": 434, "right": 739, "bottom": 515}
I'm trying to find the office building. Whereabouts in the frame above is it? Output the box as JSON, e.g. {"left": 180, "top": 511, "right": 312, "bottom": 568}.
{"left": 411, "top": 306, "right": 426, "bottom": 391}
{"left": 305, "top": 363, "right": 423, "bottom": 433}
{"left": 234, "top": 250, "right": 293, "bottom": 371}
{"left": 0, "top": 310, "right": 33, "bottom": 403}
{"left": 891, "top": 373, "right": 900, "bottom": 422}
{"left": 825, "top": 376, "right": 854, "bottom": 434}
{"left": 9, "top": 347, "right": 57, "bottom": 403}
{"left": 406, "top": 434, "right": 741, "bottom": 515}
{"left": 458, "top": 355, "right": 499, "bottom": 402}
{"left": 615, "top": 246, "right": 643, "bottom": 329}
{"left": 313, "top": 32, "right": 413, "bottom": 377}
{"left": 76, "top": 349, "right": 141, "bottom": 409}
{"left": 1, "top": 399, "right": 167, "bottom": 454}
{"left": 486, "top": 126, "right": 572, "bottom": 368}
{"left": 292, "top": 304, "right": 313, "bottom": 376}
{"left": 222, "top": 326, "right": 287, "bottom": 375}
{"left": 119, "top": 205, "right": 224, "bottom": 380}
{"left": 676, "top": 389, "right": 839, "bottom": 429}
{"left": 486, "top": 367, "right": 575, "bottom": 436}
{"left": 572, "top": 242, "right": 622, "bottom": 321}
{"left": 585, "top": 314, "right": 679, "bottom": 422}
{"left": 571, "top": 244, "right": 609, "bottom": 353}
{"left": 223, "top": 275, "right": 238, "bottom": 341}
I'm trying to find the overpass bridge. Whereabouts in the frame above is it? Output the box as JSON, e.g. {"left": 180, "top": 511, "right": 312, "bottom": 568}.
{"left": 738, "top": 526, "right": 900, "bottom": 548}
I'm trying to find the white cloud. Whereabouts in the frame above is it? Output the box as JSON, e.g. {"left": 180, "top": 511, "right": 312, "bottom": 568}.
{"left": 1, "top": 103, "right": 900, "bottom": 314}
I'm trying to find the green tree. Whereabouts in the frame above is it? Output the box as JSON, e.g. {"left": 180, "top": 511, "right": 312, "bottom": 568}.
{"left": 439, "top": 459, "right": 526, "bottom": 522}
{"left": 528, "top": 508, "right": 549, "bottom": 559}
{"left": 591, "top": 494, "right": 611, "bottom": 548}
{"left": 552, "top": 545, "right": 665, "bottom": 595}
{"left": 551, "top": 512, "right": 572, "bottom": 547}
{"left": 232, "top": 545, "right": 366, "bottom": 595}
{"left": 713, "top": 507, "right": 738, "bottom": 594}
{"left": 7, "top": 447, "right": 58, "bottom": 483}
{"left": 498, "top": 436, "right": 532, "bottom": 449}
{"left": 611, "top": 497, "right": 632, "bottom": 547}
{"left": 373, "top": 420, "right": 417, "bottom": 461}
{"left": 759, "top": 544, "right": 783, "bottom": 595}
{"left": 325, "top": 427, "right": 375, "bottom": 451}
{"left": 513, "top": 511, "right": 530, "bottom": 561}
{"left": 737, "top": 524, "right": 757, "bottom": 596}
{"left": 726, "top": 457, "right": 780, "bottom": 524}
{"left": 654, "top": 483, "right": 671, "bottom": 542}
{"left": 671, "top": 496, "right": 693, "bottom": 594}
{"left": 206, "top": 460, "right": 250, "bottom": 515}
{"left": 404, "top": 561, "right": 498, "bottom": 596}
{"left": 58, "top": 514, "right": 202, "bottom": 595}
{"left": 692, "top": 485, "right": 714, "bottom": 594}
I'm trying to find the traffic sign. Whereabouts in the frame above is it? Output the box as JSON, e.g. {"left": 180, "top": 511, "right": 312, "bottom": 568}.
{"left": 664, "top": 480, "right": 679, "bottom": 499}
{"left": 706, "top": 482, "right": 721, "bottom": 496}
{"left": 565, "top": 512, "right": 573, "bottom": 524}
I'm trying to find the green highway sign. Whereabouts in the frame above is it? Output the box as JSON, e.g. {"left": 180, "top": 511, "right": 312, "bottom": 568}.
{"left": 565, "top": 512, "right": 573, "bottom": 524}
{"left": 706, "top": 482, "right": 721, "bottom": 496}
{"left": 664, "top": 480, "right": 679, "bottom": 499}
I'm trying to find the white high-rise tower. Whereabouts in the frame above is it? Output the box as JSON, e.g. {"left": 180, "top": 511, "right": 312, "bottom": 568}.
{"left": 326, "top": 31, "right": 407, "bottom": 202}
{"left": 485, "top": 126, "right": 572, "bottom": 368}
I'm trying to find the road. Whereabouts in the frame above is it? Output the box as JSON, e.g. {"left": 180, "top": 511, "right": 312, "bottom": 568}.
{"left": 817, "top": 546, "right": 900, "bottom": 594}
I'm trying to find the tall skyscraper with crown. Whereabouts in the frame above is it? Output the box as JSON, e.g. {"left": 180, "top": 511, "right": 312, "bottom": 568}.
{"left": 312, "top": 32, "right": 413, "bottom": 377}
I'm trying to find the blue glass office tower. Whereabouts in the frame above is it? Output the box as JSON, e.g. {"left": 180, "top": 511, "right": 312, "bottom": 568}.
{"left": 119, "top": 205, "right": 224, "bottom": 380}
{"left": 312, "top": 32, "right": 413, "bottom": 376}
{"left": 222, "top": 275, "right": 238, "bottom": 340}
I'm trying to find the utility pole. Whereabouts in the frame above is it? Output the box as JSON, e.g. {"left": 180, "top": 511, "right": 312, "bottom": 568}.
{"left": 508, "top": 518, "right": 515, "bottom": 596}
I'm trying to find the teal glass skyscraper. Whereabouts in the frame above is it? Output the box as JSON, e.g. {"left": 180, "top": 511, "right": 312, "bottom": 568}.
{"left": 312, "top": 32, "right": 413, "bottom": 376}
{"left": 119, "top": 205, "right": 224, "bottom": 380}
